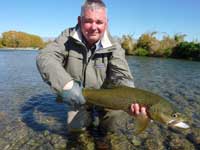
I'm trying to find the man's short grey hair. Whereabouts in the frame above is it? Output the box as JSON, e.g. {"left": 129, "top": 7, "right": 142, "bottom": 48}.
{"left": 81, "top": 0, "right": 107, "bottom": 17}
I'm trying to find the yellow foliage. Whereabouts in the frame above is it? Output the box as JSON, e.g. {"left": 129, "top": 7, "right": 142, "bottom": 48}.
{"left": 1, "top": 31, "right": 45, "bottom": 48}
{"left": 137, "top": 32, "right": 160, "bottom": 55}
{"left": 0, "top": 38, "right": 3, "bottom": 48}
{"left": 121, "top": 35, "right": 136, "bottom": 55}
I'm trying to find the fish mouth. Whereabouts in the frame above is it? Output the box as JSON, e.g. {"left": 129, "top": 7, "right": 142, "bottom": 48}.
{"left": 167, "top": 120, "right": 189, "bottom": 129}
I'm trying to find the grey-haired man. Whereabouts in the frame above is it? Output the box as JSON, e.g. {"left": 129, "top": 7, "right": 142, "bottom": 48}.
{"left": 37, "top": 0, "right": 147, "bottom": 133}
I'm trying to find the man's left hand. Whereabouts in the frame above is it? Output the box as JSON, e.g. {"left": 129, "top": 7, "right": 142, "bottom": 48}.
{"left": 130, "top": 103, "right": 147, "bottom": 117}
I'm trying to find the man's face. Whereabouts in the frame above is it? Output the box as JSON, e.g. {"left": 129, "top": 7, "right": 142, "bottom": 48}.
{"left": 79, "top": 8, "right": 108, "bottom": 46}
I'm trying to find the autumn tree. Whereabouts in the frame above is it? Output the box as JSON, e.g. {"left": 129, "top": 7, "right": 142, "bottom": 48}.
{"left": 121, "top": 35, "right": 136, "bottom": 55}
{"left": 0, "top": 38, "right": 3, "bottom": 48}
{"left": 1, "top": 31, "right": 45, "bottom": 49}
{"left": 137, "top": 32, "right": 160, "bottom": 56}
{"left": 157, "top": 35, "right": 177, "bottom": 57}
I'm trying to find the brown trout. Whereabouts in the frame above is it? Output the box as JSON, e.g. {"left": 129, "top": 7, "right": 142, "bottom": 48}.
{"left": 83, "top": 86, "right": 189, "bottom": 133}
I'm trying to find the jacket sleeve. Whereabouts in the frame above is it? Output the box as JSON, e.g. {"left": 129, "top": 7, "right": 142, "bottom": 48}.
{"left": 107, "top": 42, "right": 135, "bottom": 87}
{"left": 36, "top": 30, "right": 73, "bottom": 93}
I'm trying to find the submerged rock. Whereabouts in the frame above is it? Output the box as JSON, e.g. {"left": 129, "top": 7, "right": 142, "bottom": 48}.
{"left": 0, "top": 111, "right": 6, "bottom": 121}
{"left": 78, "top": 131, "right": 95, "bottom": 150}
{"left": 106, "top": 133, "right": 136, "bottom": 150}
{"left": 186, "top": 127, "right": 200, "bottom": 149}
{"left": 166, "top": 133, "right": 195, "bottom": 150}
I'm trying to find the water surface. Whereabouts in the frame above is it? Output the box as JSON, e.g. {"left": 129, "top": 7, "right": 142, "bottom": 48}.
{"left": 0, "top": 50, "right": 199, "bottom": 149}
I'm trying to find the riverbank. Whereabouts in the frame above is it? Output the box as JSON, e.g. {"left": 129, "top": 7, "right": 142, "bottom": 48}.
{"left": 0, "top": 47, "right": 39, "bottom": 50}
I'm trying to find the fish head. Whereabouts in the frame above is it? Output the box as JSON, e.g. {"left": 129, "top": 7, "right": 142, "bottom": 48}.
{"left": 165, "top": 112, "right": 190, "bottom": 129}
{"left": 149, "top": 104, "right": 189, "bottom": 129}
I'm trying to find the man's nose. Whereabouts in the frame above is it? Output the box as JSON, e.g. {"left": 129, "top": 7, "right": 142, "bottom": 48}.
{"left": 91, "top": 23, "right": 97, "bottom": 30}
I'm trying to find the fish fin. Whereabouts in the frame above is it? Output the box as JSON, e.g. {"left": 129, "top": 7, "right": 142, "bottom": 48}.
{"left": 134, "top": 114, "right": 150, "bottom": 135}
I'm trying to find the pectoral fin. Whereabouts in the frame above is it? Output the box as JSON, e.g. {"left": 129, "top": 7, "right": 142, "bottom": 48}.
{"left": 134, "top": 114, "right": 150, "bottom": 135}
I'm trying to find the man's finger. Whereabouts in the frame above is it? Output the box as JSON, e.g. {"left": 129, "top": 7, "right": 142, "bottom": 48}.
{"left": 134, "top": 103, "right": 140, "bottom": 115}
{"left": 130, "top": 104, "right": 135, "bottom": 113}
{"left": 141, "top": 107, "right": 147, "bottom": 116}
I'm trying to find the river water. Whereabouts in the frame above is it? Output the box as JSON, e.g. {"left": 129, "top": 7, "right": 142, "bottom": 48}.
{"left": 0, "top": 50, "right": 199, "bottom": 149}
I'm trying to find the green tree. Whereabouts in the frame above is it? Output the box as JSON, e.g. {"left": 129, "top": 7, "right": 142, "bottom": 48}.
{"left": 135, "top": 48, "right": 149, "bottom": 56}
{"left": 174, "top": 33, "right": 186, "bottom": 43}
{"left": 171, "top": 42, "right": 200, "bottom": 60}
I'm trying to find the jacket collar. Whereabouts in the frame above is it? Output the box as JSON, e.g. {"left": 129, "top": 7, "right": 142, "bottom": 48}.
{"left": 70, "top": 25, "right": 113, "bottom": 49}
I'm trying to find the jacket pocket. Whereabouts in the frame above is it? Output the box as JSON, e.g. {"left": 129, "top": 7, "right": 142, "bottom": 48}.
{"left": 94, "top": 57, "right": 108, "bottom": 83}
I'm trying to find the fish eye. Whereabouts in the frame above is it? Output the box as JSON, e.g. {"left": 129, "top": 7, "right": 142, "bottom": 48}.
{"left": 172, "top": 113, "right": 179, "bottom": 118}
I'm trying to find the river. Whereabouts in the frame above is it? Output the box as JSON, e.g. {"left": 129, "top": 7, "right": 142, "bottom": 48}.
{"left": 0, "top": 50, "right": 199, "bottom": 149}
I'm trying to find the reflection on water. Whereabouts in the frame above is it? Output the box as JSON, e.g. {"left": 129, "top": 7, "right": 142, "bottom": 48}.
{"left": 20, "top": 93, "right": 68, "bottom": 135}
{"left": 0, "top": 50, "right": 200, "bottom": 149}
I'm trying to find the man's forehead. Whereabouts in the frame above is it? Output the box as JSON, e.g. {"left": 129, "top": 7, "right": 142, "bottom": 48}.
{"left": 83, "top": 8, "right": 107, "bottom": 17}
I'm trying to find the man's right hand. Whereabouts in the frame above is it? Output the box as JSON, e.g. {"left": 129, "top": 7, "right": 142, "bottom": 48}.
{"left": 61, "top": 80, "right": 86, "bottom": 109}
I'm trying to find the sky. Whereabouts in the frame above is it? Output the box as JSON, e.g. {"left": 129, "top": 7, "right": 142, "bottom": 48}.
{"left": 1, "top": 0, "right": 200, "bottom": 41}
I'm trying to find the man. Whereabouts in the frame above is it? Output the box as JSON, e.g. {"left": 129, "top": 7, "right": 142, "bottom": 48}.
{"left": 36, "top": 0, "right": 147, "bottom": 133}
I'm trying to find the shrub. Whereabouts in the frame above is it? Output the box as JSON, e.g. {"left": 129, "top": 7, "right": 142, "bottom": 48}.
{"left": 135, "top": 48, "right": 149, "bottom": 56}
{"left": 137, "top": 32, "right": 160, "bottom": 56}
{"left": 171, "top": 42, "right": 200, "bottom": 60}
{"left": 121, "top": 35, "right": 136, "bottom": 55}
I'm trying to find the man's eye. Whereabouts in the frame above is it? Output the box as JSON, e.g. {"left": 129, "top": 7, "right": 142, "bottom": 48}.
{"left": 96, "top": 21, "right": 103, "bottom": 25}
{"left": 83, "top": 19, "right": 93, "bottom": 24}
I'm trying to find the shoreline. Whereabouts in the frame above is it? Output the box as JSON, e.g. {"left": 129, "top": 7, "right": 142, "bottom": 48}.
{"left": 0, "top": 47, "right": 39, "bottom": 50}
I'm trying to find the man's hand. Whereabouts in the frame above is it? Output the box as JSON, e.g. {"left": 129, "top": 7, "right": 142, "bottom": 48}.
{"left": 61, "top": 80, "right": 86, "bottom": 109}
{"left": 130, "top": 103, "right": 147, "bottom": 116}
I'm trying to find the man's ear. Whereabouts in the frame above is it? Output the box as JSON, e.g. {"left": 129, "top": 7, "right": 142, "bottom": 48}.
{"left": 78, "top": 16, "right": 81, "bottom": 25}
